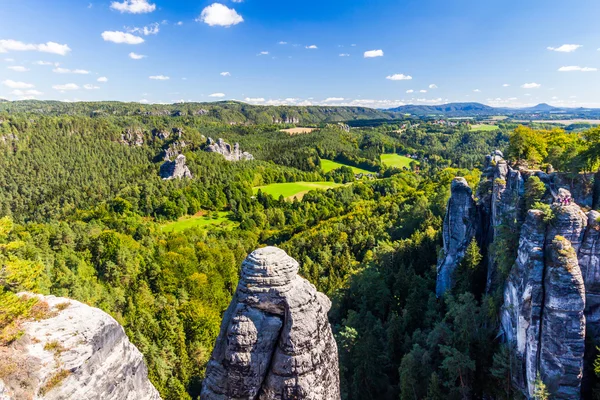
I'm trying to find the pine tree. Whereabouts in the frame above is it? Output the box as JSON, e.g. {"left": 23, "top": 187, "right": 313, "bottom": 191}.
{"left": 533, "top": 373, "right": 550, "bottom": 400}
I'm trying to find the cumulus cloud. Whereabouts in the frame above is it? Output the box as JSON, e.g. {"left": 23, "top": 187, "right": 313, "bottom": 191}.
{"left": 11, "top": 89, "right": 42, "bottom": 96}
{"left": 149, "top": 75, "right": 169, "bottom": 80}
{"left": 4, "top": 58, "right": 14, "bottom": 62}
{"left": 52, "top": 83, "right": 80, "bottom": 91}
{"left": 197, "top": 3, "right": 243, "bottom": 27}
{"left": 364, "top": 49, "right": 384, "bottom": 58}
{"left": 176, "top": 21, "right": 183, "bottom": 26}
{"left": 2, "top": 79, "right": 34, "bottom": 89}
{"left": 258, "top": 51, "right": 269, "bottom": 56}
{"left": 521, "top": 82, "right": 541, "bottom": 89}
{"left": 324, "top": 97, "right": 344, "bottom": 102}
{"left": 305, "top": 45, "right": 318, "bottom": 49}
{"left": 7, "top": 66, "right": 28, "bottom": 72}
{"left": 420, "top": 90, "right": 427, "bottom": 93}
{"left": 429, "top": 84, "right": 438, "bottom": 89}
{"left": 129, "top": 52, "right": 147, "bottom": 60}
{"left": 0, "top": 39, "right": 71, "bottom": 55}
{"left": 110, "top": 0, "right": 156, "bottom": 14}
{"left": 386, "top": 74, "right": 412, "bottom": 81}
{"left": 53, "top": 67, "right": 90, "bottom": 74}
{"left": 84, "top": 84, "right": 100, "bottom": 90}
{"left": 97, "top": 77, "right": 108, "bottom": 82}
{"left": 547, "top": 44, "right": 581, "bottom": 53}
{"left": 101, "top": 31, "right": 144, "bottom": 44}
{"left": 209, "top": 93, "right": 225, "bottom": 97}
{"left": 406, "top": 89, "right": 414, "bottom": 93}
{"left": 416, "top": 98, "right": 443, "bottom": 104}
{"left": 339, "top": 53, "right": 350, "bottom": 57}
{"left": 220, "top": 71, "right": 231, "bottom": 76}
{"left": 245, "top": 97, "right": 265, "bottom": 103}
{"left": 503, "top": 83, "right": 510, "bottom": 87}
{"left": 35, "top": 61, "right": 59, "bottom": 66}
{"left": 278, "top": 41, "right": 287, "bottom": 45}
{"left": 473, "top": 89, "right": 481, "bottom": 92}
{"left": 127, "top": 23, "right": 160, "bottom": 36}
{"left": 558, "top": 66, "right": 597, "bottom": 72}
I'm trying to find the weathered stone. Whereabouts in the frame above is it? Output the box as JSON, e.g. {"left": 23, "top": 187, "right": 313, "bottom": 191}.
{"left": 206, "top": 138, "right": 254, "bottom": 161}
{"left": 578, "top": 211, "right": 600, "bottom": 338}
{"left": 201, "top": 247, "right": 340, "bottom": 400}
{"left": 0, "top": 294, "right": 161, "bottom": 400}
{"left": 160, "top": 154, "right": 192, "bottom": 180}
{"left": 436, "top": 177, "right": 478, "bottom": 297}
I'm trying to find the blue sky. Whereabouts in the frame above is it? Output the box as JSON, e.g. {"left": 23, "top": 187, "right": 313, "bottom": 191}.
{"left": 2, "top": 0, "right": 600, "bottom": 108}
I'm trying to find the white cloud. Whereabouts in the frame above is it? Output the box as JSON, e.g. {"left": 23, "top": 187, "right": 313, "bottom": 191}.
{"left": 2, "top": 79, "right": 34, "bottom": 89}
{"left": 420, "top": 90, "right": 427, "bottom": 93}
{"left": 52, "top": 83, "right": 80, "bottom": 91}
{"left": 521, "top": 82, "right": 541, "bottom": 89}
{"left": 149, "top": 75, "right": 169, "bottom": 80}
{"left": 278, "top": 41, "right": 287, "bottom": 45}
{"left": 364, "top": 49, "right": 384, "bottom": 58}
{"left": 110, "top": 0, "right": 156, "bottom": 14}
{"left": 129, "top": 52, "right": 147, "bottom": 60}
{"left": 415, "top": 98, "right": 443, "bottom": 104}
{"left": 177, "top": 21, "right": 183, "bottom": 26}
{"left": 324, "top": 97, "right": 344, "bottom": 102}
{"left": 503, "top": 83, "right": 510, "bottom": 87}
{"left": 198, "top": 3, "right": 243, "bottom": 27}
{"left": 127, "top": 23, "right": 160, "bottom": 36}
{"left": 84, "top": 84, "right": 100, "bottom": 90}
{"left": 139, "top": 99, "right": 149, "bottom": 103}
{"left": 406, "top": 89, "right": 414, "bottom": 93}
{"left": 339, "top": 53, "right": 350, "bottom": 57}
{"left": 258, "top": 51, "right": 269, "bottom": 56}
{"left": 473, "top": 89, "right": 481, "bottom": 92}
{"left": 53, "top": 67, "right": 90, "bottom": 74}
{"left": 4, "top": 58, "right": 14, "bottom": 62}
{"left": 547, "top": 44, "right": 582, "bottom": 53}
{"left": 101, "top": 31, "right": 144, "bottom": 45}
{"left": 429, "top": 84, "right": 438, "bottom": 89}
{"left": 245, "top": 97, "right": 265, "bottom": 103}
{"left": 558, "top": 66, "right": 597, "bottom": 72}
{"left": 306, "top": 45, "right": 318, "bottom": 49}
{"left": 386, "top": 74, "right": 412, "bottom": 81}
{"left": 97, "top": 76, "right": 108, "bottom": 82}
{"left": 220, "top": 71, "right": 231, "bottom": 76}
{"left": 11, "top": 89, "right": 42, "bottom": 96}
{"left": 7, "top": 66, "right": 28, "bottom": 72}
{"left": 209, "top": 93, "right": 226, "bottom": 97}
{"left": 35, "top": 61, "right": 59, "bottom": 66}
{"left": 0, "top": 39, "right": 71, "bottom": 55}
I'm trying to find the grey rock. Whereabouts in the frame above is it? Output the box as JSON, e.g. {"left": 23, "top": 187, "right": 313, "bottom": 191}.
{"left": 160, "top": 154, "right": 192, "bottom": 180}
{"left": 121, "top": 128, "right": 144, "bottom": 146}
{"left": 206, "top": 138, "right": 254, "bottom": 161}
{"left": 0, "top": 294, "right": 161, "bottom": 400}
{"left": 201, "top": 247, "right": 340, "bottom": 400}
{"left": 578, "top": 211, "right": 600, "bottom": 339}
{"left": 436, "top": 177, "right": 478, "bottom": 297}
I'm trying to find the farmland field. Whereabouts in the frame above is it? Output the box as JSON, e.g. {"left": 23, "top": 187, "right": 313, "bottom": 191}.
{"left": 161, "top": 212, "right": 236, "bottom": 233}
{"left": 320, "top": 159, "right": 373, "bottom": 175}
{"left": 470, "top": 124, "right": 499, "bottom": 131}
{"left": 380, "top": 154, "right": 418, "bottom": 169}
{"left": 280, "top": 127, "right": 318, "bottom": 135}
{"left": 253, "top": 181, "right": 343, "bottom": 200}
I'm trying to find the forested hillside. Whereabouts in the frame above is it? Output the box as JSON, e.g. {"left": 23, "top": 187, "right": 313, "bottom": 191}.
{"left": 8, "top": 102, "right": 600, "bottom": 399}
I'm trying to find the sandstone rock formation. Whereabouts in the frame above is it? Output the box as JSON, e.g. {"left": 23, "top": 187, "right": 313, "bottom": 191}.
{"left": 436, "top": 177, "right": 478, "bottom": 297}
{"left": 201, "top": 246, "right": 340, "bottom": 400}
{"left": 0, "top": 294, "right": 161, "bottom": 400}
{"left": 205, "top": 137, "right": 254, "bottom": 161}
{"left": 160, "top": 154, "right": 192, "bottom": 180}
{"left": 121, "top": 128, "right": 144, "bottom": 146}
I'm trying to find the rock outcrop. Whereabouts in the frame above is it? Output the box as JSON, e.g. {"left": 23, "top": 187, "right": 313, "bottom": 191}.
{"left": 436, "top": 177, "right": 478, "bottom": 297}
{"left": 201, "top": 247, "right": 340, "bottom": 400}
{"left": 205, "top": 138, "right": 254, "bottom": 161}
{"left": 160, "top": 154, "right": 192, "bottom": 180}
{"left": 0, "top": 294, "right": 161, "bottom": 400}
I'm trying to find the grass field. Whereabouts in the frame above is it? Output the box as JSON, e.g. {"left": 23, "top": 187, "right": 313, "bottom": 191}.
{"left": 470, "top": 124, "right": 499, "bottom": 131}
{"left": 161, "top": 212, "right": 236, "bottom": 233}
{"left": 320, "top": 159, "right": 373, "bottom": 175}
{"left": 380, "top": 154, "right": 418, "bottom": 169}
{"left": 253, "top": 181, "right": 343, "bottom": 200}
{"left": 280, "top": 127, "right": 317, "bottom": 135}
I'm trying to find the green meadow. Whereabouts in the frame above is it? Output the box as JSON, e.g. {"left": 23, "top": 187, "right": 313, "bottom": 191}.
{"left": 380, "top": 154, "right": 418, "bottom": 169}
{"left": 253, "top": 181, "right": 343, "bottom": 200}
{"left": 161, "top": 212, "right": 236, "bottom": 233}
{"left": 470, "top": 124, "right": 499, "bottom": 131}
{"left": 320, "top": 159, "right": 373, "bottom": 175}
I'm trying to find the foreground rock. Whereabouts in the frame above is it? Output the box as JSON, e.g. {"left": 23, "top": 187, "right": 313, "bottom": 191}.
{"left": 0, "top": 294, "right": 161, "bottom": 400}
{"left": 160, "top": 154, "right": 192, "bottom": 180}
{"left": 201, "top": 246, "right": 340, "bottom": 399}
{"left": 205, "top": 137, "right": 254, "bottom": 161}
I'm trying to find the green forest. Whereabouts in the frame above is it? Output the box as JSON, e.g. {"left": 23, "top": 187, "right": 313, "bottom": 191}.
{"left": 3, "top": 101, "right": 600, "bottom": 399}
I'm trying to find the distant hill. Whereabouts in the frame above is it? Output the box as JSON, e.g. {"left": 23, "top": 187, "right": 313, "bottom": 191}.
{"left": 388, "top": 102, "right": 496, "bottom": 117}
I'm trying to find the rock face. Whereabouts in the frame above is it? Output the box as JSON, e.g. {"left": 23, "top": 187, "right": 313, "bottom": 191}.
{"left": 201, "top": 247, "right": 340, "bottom": 400}
{"left": 436, "top": 177, "right": 478, "bottom": 297}
{"left": 0, "top": 294, "right": 161, "bottom": 400}
{"left": 437, "top": 151, "right": 600, "bottom": 399}
{"left": 206, "top": 137, "right": 254, "bottom": 161}
{"left": 160, "top": 154, "right": 192, "bottom": 180}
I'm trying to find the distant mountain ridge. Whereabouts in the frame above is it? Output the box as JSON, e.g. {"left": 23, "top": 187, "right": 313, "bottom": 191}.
{"left": 387, "top": 102, "right": 600, "bottom": 117}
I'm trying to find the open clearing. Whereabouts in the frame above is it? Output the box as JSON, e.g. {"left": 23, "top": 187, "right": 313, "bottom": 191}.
{"left": 161, "top": 212, "right": 236, "bottom": 233}
{"left": 320, "top": 159, "right": 373, "bottom": 175}
{"left": 470, "top": 124, "right": 499, "bottom": 131}
{"left": 381, "top": 154, "right": 418, "bottom": 169}
{"left": 253, "top": 181, "right": 343, "bottom": 200}
{"left": 280, "top": 127, "right": 318, "bottom": 135}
